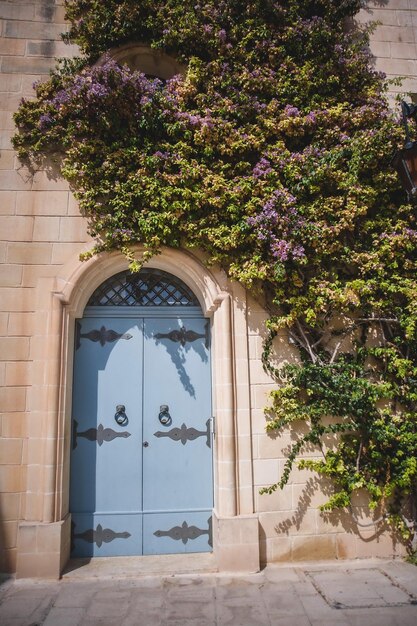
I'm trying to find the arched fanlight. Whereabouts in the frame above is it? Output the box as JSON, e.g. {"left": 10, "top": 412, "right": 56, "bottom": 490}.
{"left": 86, "top": 268, "right": 200, "bottom": 307}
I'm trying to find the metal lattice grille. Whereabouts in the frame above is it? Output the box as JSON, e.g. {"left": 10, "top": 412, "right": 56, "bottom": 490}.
{"left": 86, "top": 269, "right": 200, "bottom": 307}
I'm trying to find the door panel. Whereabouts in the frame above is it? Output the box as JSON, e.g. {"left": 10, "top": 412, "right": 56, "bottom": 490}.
{"left": 70, "top": 314, "right": 213, "bottom": 557}
{"left": 142, "top": 317, "right": 213, "bottom": 553}
{"left": 70, "top": 318, "right": 143, "bottom": 557}
{"left": 71, "top": 513, "right": 143, "bottom": 558}
{"left": 143, "top": 511, "right": 212, "bottom": 555}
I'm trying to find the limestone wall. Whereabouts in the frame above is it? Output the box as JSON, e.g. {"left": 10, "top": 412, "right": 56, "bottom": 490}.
{"left": 0, "top": 0, "right": 81, "bottom": 573}
{"left": 0, "top": 0, "right": 416, "bottom": 574}
{"left": 359, "top": 0, "right": 417, "bottom": 101}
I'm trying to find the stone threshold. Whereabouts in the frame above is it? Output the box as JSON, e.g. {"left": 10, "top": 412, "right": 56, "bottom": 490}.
{"left": 62, "top": 552, "right": 218, "bottom": 580}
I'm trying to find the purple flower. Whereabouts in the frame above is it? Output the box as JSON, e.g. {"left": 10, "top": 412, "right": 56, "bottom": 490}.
{"left": 39, "top": 113, "right": 53, "bottom": 130}
{"left": 218, "top": 29, "right": 227, "bottom": 43}
{"left": 253, "top": 157, "right": 273, "bottom": 179}
{"left": 284, "top": 105, "right": 300, "bottom": 117}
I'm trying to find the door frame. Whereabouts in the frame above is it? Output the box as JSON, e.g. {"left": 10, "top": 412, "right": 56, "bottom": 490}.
{"left": 17, "top": 247, "right": 260, "bottom": 577}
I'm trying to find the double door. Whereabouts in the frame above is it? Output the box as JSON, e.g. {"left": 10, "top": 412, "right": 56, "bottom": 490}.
{"left": 70, "top": 313, "right": 213, "bottom": 557}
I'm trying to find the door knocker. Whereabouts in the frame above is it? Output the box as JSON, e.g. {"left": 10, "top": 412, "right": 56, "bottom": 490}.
{"left": 114, "top": 404, "right": 129, "bottom": 426}
{"left": 158, "top": 405, "right": 172, "bottom": 426}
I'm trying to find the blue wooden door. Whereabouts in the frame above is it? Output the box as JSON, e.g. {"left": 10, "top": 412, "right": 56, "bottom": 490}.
{"left": 70, "top": 312, "right": 212, "bottom": 557}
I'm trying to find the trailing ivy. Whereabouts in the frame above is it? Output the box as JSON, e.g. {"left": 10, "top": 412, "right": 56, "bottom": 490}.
{"left": 13, "top": 0, "right": 417, "bottom": 551}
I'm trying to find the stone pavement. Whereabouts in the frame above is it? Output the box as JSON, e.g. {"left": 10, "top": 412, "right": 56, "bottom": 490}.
{"left": 0, "top": 558, "right": 417, "bottom": 626}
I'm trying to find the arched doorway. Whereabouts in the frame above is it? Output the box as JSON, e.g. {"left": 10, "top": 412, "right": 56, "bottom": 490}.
{"left": 70, "top": 268, "right": 213, "bottom": 557}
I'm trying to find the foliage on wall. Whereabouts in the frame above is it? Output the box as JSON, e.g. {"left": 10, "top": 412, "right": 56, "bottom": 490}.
{"left": 13, "top": 0, "right": 417, "bottom": 549}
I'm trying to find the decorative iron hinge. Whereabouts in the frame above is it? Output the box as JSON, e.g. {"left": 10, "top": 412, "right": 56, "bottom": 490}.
{"left": 72, "top": 420, "right": 131, "bottom": 449}
{"left": 75, "top": 321, "right": 133, "bottom": 349}
{"left": 154, "top": 322, "right": 209, "bottom": 349}
{"left": 154, "top": 418, "right": 211, "bottom": 448}
{"left": 71, "top": 521, "right": 131, "bottom": 550}
{"left": 154, "top": 516, "right": 212, "bottom": 547}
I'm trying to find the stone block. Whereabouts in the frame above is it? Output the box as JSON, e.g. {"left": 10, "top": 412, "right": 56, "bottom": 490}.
{"left": 33, "top": 216, "right": 61, "bottom": 241}
{"left": 375, "top": 56, "right": 417, "bottom": 76}
{"left": 260, "top": 536, "right": 292, "bottom": 564}
{"left": 291, "top": 534, "right": 337, "bottom": 560}
{"left": 0, "top": 72, "right": 22, "bottom": 92}
{"left": 21, "top": 73, "right": 46, "bottom": 94}
{"left": 67, "top": 193, "right": 81, "bottom": 216}
{"left": 35, "top": 3, "right": 69, "bottom": 23}
{"left": 0, "top": 215, "right": 34, "bottom": 241}
{"left": 0, "top": 111, "right": 15, "bottom": 131}
{"left": 0, "top": 169, "right": 33, "bottom": 191}
{"left": 259, "top": 508, "right": 317, "bottom": 538}
{"left": 255, "top": 485, "right": 293, "bottom": 513}
{"left": 1, "top": 412, "right": 28, "bottom": 438}
{"left": 0, "top": 3, "right": 35, "bottom": 20}
{"left": 4, "top": 20, "right": 68, "bottom": 41}
{"left": 336, "top": 533, "right": 359, "bottom": 559}
{"left": 32, "top": 170, "right": 69, "bottom": 191}
{"left": 250, "top": 383, "right": 275, "bottom": 411}
{"left": 253, "top": 458, "right": 280, "bottom": 486}
{"left": 0, "top": 311, "right": 7, "bottom": 334}
{"left": 22, "top": 263, "right": 61, "bottom": 286}
{"left": 0, "top": 385, "right": 27, "bottom": 413}
{"left": 0, "top": 150, "right": 15, "bottom": 172}
{"left": 16, "top": 190, "right": 70, "bottom": 216}
{"left": 0, "top": 286, "right": 34, "bottom": 312}
{"left": 2, "top": 55, "right": 57, "bottom": 74}
{"left": 59, "top": 215, "right": 89, "bottom": 242}
{"left": 390, "top": 41, "right": 417, "bottom": 59}
{"left": 249, "top": 358, "right": 274, "bottom": 385}
{"left": 0, "top": 464, "right": 25, "bottom": 492}
{"left": 7, "top": 241, "right": 52, "bottom": 264}
{"left": 372, "top": 24, "right": 415, "bottom": 43}
{"left": 5, "top": 361, "right": 32, "bottom": 386}
{"left": 0, "top": 93, "right": 25, "bottom": 110}
{"left": 0, "top": 131, "right": 13, "bottom": 151}
{"left": 27, "top": 39, "right": 79, "bottom": 58}
{"left": 16, "top": 518, "right": 70, "bottom": 578}
{"left": 257, "top": 432, "right": 292, "bottom": 458}
{"left": 0, "top": 263, "right": 22, "bottom": 286}
{"left": 0, "top": 37, "right": 26, "bottom": 55}
{"left": 0, "top": 336, "right": 30, "bottom": 360}
{"left": 0, "top": 438, "right": 23, "bottom": 465}
{"left": 213, "top": 512, "right": 260, "bottom": 572}
{"left": 7, "top": 311, "right": 34, "bottom": 335}
{"left": 0, "top": 492, "right": 21, "bottom": 521}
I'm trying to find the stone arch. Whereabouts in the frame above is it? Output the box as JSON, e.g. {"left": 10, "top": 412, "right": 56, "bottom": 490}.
{"left": 20, "top": 246, "right": 260, "bottom": 576}
{"left": 98, "top": 42, "right": 186, "bottom": 79}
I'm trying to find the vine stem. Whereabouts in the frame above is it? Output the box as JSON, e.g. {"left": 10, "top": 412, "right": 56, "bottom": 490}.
{"left": 295, "top": 320, "right": 318, "bottom": 363}
{"left": 356, "top": 440, "right": 363, "bottom": 472}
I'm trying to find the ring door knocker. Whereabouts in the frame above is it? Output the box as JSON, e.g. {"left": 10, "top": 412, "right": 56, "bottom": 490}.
{"left": 114, "top": 404, "right": 129, "bottom": 426}
{"left": 158, "top": 405, "right": 172, "bottom": 426}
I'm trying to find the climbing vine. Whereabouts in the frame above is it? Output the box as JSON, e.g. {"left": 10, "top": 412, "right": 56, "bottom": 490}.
{"left": 13, "top": 0, "right": 417, "bottom": 550}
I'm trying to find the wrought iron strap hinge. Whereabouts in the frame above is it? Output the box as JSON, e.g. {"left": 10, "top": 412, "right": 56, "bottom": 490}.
{"left": 154, "top": 418, "right": 211, "bottom": 448}
{"left": 75, "top": 321, "right": 133, "bottom": 349}
{"left": 154, "top": 322, "right": 210, "bottom": 349}
{"left": 154, "top": 517, "right": 212, "bottom": 547}
{"left": 72, "top": 420, "right": 131, "bottom": 449}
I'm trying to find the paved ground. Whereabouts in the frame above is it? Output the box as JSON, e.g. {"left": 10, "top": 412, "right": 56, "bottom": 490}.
{"left": 0, "top": 558, "right": 417, "bottom": 625}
